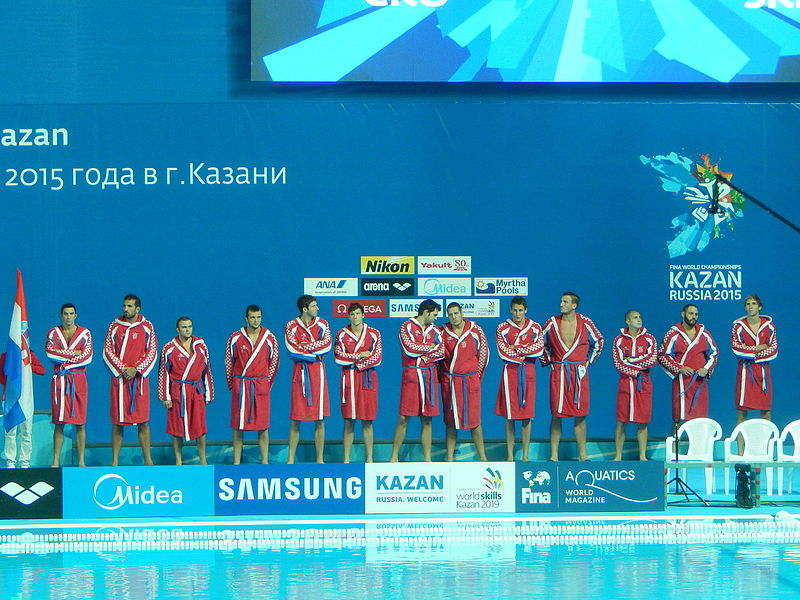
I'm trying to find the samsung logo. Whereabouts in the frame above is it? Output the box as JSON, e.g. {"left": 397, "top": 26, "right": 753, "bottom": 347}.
{"left": 217, "top": 476, "right": 363, "bottom": 501}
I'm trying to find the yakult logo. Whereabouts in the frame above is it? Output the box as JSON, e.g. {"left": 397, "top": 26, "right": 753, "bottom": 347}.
{"left": 744, "top": 0, "right": 800, "bottom": 6}
{"left": 367, "top": 0, "right": 448, "bottom": 6}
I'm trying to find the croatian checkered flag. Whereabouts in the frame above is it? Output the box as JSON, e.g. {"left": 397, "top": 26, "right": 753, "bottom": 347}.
{"left": 3, "top": 269, "right": 33, "bottom": 432}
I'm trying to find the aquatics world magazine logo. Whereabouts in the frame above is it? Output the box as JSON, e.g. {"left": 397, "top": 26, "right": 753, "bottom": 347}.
{"left": 640, "top": 152, "right": 745, "bottom": 259}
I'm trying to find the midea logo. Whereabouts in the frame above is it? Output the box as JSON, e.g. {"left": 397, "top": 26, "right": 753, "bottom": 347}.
{"left": 1, "top": 481, "right": 54, "bottom": 505}
{"left": 744, "top": 0, "right": 800, "bottom": 7}
{"left": 367, "top": 0, "right": 448, "bottom": 6}
{"left": 93, "top": 473, "right": 183, "bottom": 510}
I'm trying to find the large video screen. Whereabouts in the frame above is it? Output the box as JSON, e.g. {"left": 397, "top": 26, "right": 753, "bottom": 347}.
{"left": 252, "top": 0, "right": 800, "bottom": 83}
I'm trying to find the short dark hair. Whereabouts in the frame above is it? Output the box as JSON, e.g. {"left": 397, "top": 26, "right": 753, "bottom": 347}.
{"left": 510, "top": 296, "right": 527, "bottom": 310}
{"left": 348, "top": 302, "right": 364, "bottom": 315}
{"left": 123, "top": 294, "right": 141, "bottom": 308}
{"left": 446, "top": 302, "right": 462, "bottom": 312}
{"left": 417, "top": 299, "right": 441, "bottom": 316}
{"left": 176, "top": 316, "right": 192, "bottom": 328}
{"left": 297, "top": 295, "right": 316, "bottom": 313}
{"left": 245, "top": 304, "right": 261, "bottom": 317}
{"left": 744, "top": 294, "right": 762, "bottom": 309}
{"left": 60, "top": 303, "right": 76, "bottom": 314}
{"left": 562, "top": 292, "right": 579, "bottom": 307}
{"left": 681, "top": 303, "right": 698, "bottom": 314}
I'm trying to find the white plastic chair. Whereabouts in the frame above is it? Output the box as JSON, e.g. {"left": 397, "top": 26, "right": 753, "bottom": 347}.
{"left": 777, "top": 420, "right": 800, "bottom": 496}
{"left": 723, "top": 418, "right": 779, "bottom": 496}
{"left": 665, "top": 418, "right": 722, "bottom": 494}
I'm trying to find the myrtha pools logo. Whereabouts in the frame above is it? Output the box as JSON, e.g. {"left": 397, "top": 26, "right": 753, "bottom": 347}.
{"left": 640, "top": 153, "right": 745, "bottom": 258}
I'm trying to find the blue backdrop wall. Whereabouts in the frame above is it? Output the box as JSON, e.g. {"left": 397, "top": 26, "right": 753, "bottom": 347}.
{"left": 1, "top": 2, "right": 798, "bottom": 446}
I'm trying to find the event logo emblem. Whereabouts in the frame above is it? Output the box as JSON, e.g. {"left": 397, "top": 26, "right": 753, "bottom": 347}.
{"left": 483, "top": 467, "right": 504, "bottom": 491}
{"left": 641, "top": 153, "right": 745, "bottom": 258}
{"left": 522, "top": 470, "right": 551, "bottom": 487}
{"left": 0, "top": 481, "right": 53, "bottom": 505}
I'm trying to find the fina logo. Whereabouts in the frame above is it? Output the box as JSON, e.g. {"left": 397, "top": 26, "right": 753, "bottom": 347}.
{"left": 366, "top": 0, "right": 448, "bottom": 6}
{"left": 93, "top": 473, "right": 183, "bottom": 510}
{"left": 744, "top": 0, "right": 800, "bottom": 6}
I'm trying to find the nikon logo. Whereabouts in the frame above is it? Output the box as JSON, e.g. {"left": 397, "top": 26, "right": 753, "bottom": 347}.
{"left": 360, "top": 256, "right": 414, "bottom": 275}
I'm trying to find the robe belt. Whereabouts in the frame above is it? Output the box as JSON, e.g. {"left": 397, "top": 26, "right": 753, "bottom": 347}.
{"left": 554, "top": 360, "right": 586, "bottom": 408}
{"left": 739, "top": 359, "right": 768, "bottom": 394}
{"left": 681, "top": 372, "right": 707, "bottom": 410}
{"left": 635, "top": 370, "right": 650, "bottom": 392}
{"left": 175, "top": 378, "right": 204, "bottom": 429}
{"left": 124, "top": 374, "right": 145, "bottom": 414}
{"left": 344, "top": 365, "right": 374, "bottom": 390}
{"left": 517, "top": 362, "right": 531, "bottom": 407}
{"left": 446, "top": 370, "right": 477, "bottom": 427}
{"left": 235, "top": 375, "right": 266, "bottom": 423}
{"left": 405, "top": 365, "right": 436, "bottom": 407}
{"left": 56, "top": 367, "right": 85, "bottom": 418}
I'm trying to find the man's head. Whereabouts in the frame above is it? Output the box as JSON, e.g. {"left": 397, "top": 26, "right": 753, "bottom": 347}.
{"left": 560, "top": 292, "right": 579, "bottom": 315}
{"left": 122, "top": 294, "right": 141, "bottom": 321}
{"left": 297, "top": 295, "right": 319, "bottom": 319}
{"left": 417, "top": 299, "right": 440, "bottom": 326}
{"left": 624, "top": 309, "right": 642, "bottom": 331}
{"left": 60, "top": 303, "right": 77, "bottom": 328}
{"left": 744, "top": 294, "right": 762, "bottom": 317}
{"left": 681, "top": 304, "right": 699, "bottom": 328}
{"left": 510, "top": 296, "right": 527, "bottom": 325}
{"left": 446, "top": 302, "right": 464, "bottom": 328}
{"left": 348, "top": 302, "right": 364, "bottom": 328}
{"left": 176, "top": 316, "right": 193, "bottom": 340}
{"left": 245, "top": 305, "right": 262, "bottom": 330}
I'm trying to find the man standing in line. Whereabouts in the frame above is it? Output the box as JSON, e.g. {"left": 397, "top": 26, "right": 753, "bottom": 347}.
{"left": 658, "top": 304, "right": 719, "bottom": 429}
{"left": 611, "top": 309, "right": 658, "bottom": 461}
{"left": 46, "top": 303, "right": 93, "bottom": 467}
{"left": 390, "top": 299, "right": 444, "bottom": 462}
{"left": 441, "top": 302, "right": 489, "bottom": 462}
{"left": 495, "top": 296, "right": 543, "bottom": 462}
{"left": 103, "top": 294, "right": 158, "bottom": 466}
{"left": 334, "top": 302, "right": 382, "bottom": 463}
{"left": 542, "top": 292, "right": 604, "bottom": 462}
{"left": 285, "top": 295, "right": 332, "bottom": 464}
{"left": 159, "top": 317, "right": 215, "bottom": 465}
{"left": 225, "top": 305, "right": 279, "bottom": 464}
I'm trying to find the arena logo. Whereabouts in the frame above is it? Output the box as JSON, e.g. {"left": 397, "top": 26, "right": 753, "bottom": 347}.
{"left": 366, "top": 0, "right": 449, "bottom": 6}
{"left": 359, "top": 277, "right": 415, "bottom": 297}
{"left": 0, "top": 481, "right": 54, "bottom": 505}
{"left": 217, "top": 476, "right": 363, "bottom": 501}
{"left": 93, "top": 473, "right": 183, "bottom": 510}
{"left": 744, "top": 0, "right": 800, "bottom": 7}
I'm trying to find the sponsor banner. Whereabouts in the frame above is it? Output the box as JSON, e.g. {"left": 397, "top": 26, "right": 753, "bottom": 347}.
{"left": 515, "top": 462, "right": 665, "bottom": 512}
{"left": 515, "top": 463, "right": 559, "bottom": 512}
{"left": 445, "top": 298, "right": 500, "bottom": 318}
{"left": 360, "top": 277, "right": 415, "bottom": 297}
{"left": 418, "top": 277, "right": 471, "bottom": 297}
{"left": 303, "top": 278, "right": 358, "bottom": 297}
{"left": 558, "top": 461, "right": 664, "bottom": 511}
{"left": 667, "top": 263, "right": 743, "bottom": 302}
{"left": 388, "top": 298, "right": 427, "bottom": 318}
{"left": 332, "top": 299, "right": 387, "bottom": 318}
{"left": 215, "top": 464, "right": 365, "bottom": 515}
{"left": 450, "top": 462, "right": 515, "bottom": 513}
{"left": 417, "top": 256, "right": 471, "bottom": 275}
{"left": 365, "top": 463, "right": 449, "bottom": 513}
{"left": 62, "top": 466, "right": 214, "bottom": 518}
{"left": 474, "top": 278, "right": 528, "bottom": 296}
{"left": 0, "top": 467, "right": 62, "bottom": 520}
{"left": 360, "top": 256, "right": 415, "bottom": 275}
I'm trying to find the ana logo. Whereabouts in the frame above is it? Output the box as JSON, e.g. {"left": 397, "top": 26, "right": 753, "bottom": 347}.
{"left": 523, "top": 470, "right": 551, "bottom": 487}
{"left": 304, "top": 278, "right": 358, "bottom": 296}
{"left": 366, "top": 0, "right": 448, "bottom": 6}
{"left": 744, "top": 0, "right": 800, "bottom": 7}
{"left": 93, "top": 473, "right": 184, "bottom": 510}
{"left": 483, "top": 467, "right": 504, "bottom": 491}
{"left": 1, "top": 481, "right": 54, "bottom": 505}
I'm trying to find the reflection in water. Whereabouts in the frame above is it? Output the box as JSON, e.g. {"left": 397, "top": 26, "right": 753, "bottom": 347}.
{"left": 1, "top": 522, "right": 800, "bottom": 599}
